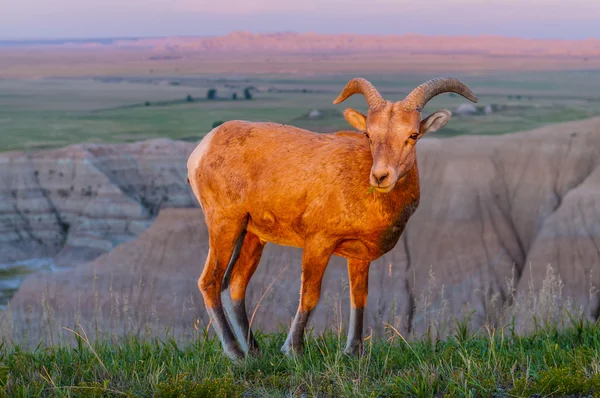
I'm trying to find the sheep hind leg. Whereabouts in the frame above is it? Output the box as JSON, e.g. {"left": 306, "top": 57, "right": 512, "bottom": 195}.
{"left": 198, "top": 217, "right": 248, "bottom": 361}
{"left": 222, "top": 231, "right": 266, "bottom": 356}
{"left": 281, "top": 238, "right": 335, "bottom": 356}
{"left": 344, "top": 258, "right": 370, "bottom": 357}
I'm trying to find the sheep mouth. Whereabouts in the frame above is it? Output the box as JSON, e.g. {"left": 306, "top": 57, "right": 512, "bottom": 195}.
{"left": 372, "top": 183, "right": 396, "bottom": 193}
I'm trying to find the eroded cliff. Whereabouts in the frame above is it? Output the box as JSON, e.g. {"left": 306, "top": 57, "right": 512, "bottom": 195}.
{"left": 5, "top": 118, "right": 600, "bottom": 343}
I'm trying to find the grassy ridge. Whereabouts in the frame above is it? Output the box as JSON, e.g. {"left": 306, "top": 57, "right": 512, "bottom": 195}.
{"left": 2, "top": 320, "right": 600, "bottom": 397}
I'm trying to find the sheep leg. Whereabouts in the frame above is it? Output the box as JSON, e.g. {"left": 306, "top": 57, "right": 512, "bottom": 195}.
{"left": 344, "top": 258, "right": 370, "bottom": 356}
{"left": 281, "top": 239, "right": 335, "bottom": 356}
{"left": 198, "top": 218, "right": 247, "bottom": 361}
{"left": 221, "top": 231, "right": 265, "bottom": 356}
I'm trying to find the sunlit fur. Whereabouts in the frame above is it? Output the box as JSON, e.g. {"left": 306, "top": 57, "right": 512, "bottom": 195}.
{"left": 187, "top": 77, "right": 474, "bottom": 360}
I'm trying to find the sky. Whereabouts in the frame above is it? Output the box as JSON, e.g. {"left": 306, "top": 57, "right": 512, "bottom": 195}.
{"left": 0, "top": 0, "right": 598, "bottom": 40}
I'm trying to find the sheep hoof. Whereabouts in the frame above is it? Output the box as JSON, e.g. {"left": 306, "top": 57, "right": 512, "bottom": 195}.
{"left": 343, "top": 342, "right": 363, "bottom": 357}
{"left": 223, "top": 345, "right": 245, "bottom": 362}
{"left": 280, "top": 342, "right": 303, "bottom": 357}
{"left": 248, "top": 345, "right": 262, "bottom": 358}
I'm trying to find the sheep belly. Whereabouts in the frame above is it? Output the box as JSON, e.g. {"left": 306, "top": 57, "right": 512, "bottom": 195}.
{"left": 247, "top": 211, "right": 305, "bottom": 248}
{"left": 246, "top": 209, "right": 406, "bottom": 261}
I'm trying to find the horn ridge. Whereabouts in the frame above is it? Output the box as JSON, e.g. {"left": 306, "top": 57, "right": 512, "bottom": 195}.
{"left": 403, "top": 77, "right": 478, "bottom": 111}
{"left": 333, "top": 77, "right": 385, "bottom": 109}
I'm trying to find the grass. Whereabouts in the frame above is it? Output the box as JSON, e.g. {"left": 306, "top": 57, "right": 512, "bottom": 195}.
{"left": 2, "top": 320, "right": 600, "bottom": 397}
{"left": 0, "top": 258, "right": 597, "bottom": 397}
{"left": 1, "top": 71, "right": 600, "bottom": 152}
{"left": 2, "top": 264, "right": 597, "bottom": 397}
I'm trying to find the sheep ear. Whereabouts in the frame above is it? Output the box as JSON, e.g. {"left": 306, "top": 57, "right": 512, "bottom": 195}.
{"left": 420, "top": 109, "right": 451, "bottom": 135}
{"left": 344, "top": 108, "right": 367, "bottom": 131}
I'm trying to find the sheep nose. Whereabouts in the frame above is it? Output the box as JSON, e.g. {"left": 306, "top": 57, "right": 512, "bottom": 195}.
{"left": 372, "top": 170, "right": 389, "bottom": 186}
{"left": 373, "top": 170, "right": 390, "bottom": 185}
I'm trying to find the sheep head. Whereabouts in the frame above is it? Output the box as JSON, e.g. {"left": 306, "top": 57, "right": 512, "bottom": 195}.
{"left": 333, "top": 77, "right": 478, "bottom": 193}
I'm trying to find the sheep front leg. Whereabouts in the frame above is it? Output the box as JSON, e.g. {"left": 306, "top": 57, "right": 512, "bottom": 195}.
{"left": 344, "top": 258, "right": 370, "bottom": 356}
{"left": 281, "top": 239, "right": 335, "bottom": 356}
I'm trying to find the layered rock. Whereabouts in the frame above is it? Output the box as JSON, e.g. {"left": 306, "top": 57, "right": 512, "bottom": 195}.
{"left": 5, "top": 117, "right": 600, "bottom": 345}
{"left": 0, "top": 139, "right": 196, "bottom": 266}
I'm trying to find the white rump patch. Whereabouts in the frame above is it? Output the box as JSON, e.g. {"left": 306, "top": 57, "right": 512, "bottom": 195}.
{"left": 187, "top": 127, "right": 218, "bottom": 199}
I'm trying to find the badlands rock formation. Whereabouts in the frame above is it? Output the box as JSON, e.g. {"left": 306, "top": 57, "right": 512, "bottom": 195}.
{"left": 0, "top": 139, "right": 196, "bottom": 267}
{"left": 41, "top": 32, "right": 600, "bottom": 58}
{"left": 5, "top": 117, "right": 600, "bottom": 344}
{"left": 4, "top": 34, "right": 600, "bottom": 80}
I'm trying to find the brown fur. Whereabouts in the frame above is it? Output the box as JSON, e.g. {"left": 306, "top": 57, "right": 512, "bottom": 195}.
{"left": 187, "top": 77, "right": 474, "bottom": 360}
{"left": 192, "top": 121, "right": 421, "bottom": 259}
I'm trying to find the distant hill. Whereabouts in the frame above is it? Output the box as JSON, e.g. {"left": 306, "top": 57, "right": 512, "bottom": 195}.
{"left": 3, "top": 32, "right": 600, "bottom": 57}
{"left": 2, "top": 32, "right": 599, "bottom": 78}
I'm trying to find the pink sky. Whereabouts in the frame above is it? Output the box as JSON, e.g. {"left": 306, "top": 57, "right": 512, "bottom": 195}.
{"left": 1, "top": 0, "right": 598, "bottom": 39}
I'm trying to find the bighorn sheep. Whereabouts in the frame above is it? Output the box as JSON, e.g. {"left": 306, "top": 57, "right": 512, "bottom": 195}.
{"left": 187, "top": 77, "right": 477, "bottom": 360}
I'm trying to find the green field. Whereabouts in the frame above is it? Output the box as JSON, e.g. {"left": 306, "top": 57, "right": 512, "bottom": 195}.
{"left": 2, "top": 70, "right": 600, "bottom": 152}
{"left": 3, "top": 321, "right": 600, "bottom": 397}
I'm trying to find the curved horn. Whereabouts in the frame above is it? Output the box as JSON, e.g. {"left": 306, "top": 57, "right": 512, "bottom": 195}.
{"left": 333, "top": 77, "right": 385, "bottom": 109}
{"left": 403, "top": 77, "right": 478, "bottom": 111}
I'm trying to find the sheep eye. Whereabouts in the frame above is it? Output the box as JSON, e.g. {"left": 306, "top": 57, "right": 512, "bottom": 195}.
{"left": 409, "top": 132, "right": 419, "bottom": 141}
{"left": 364, "top": 131, "right": 370, "bottom": 140}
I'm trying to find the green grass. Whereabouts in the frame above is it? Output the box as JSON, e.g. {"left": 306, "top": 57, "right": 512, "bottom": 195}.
{"left": 2, "top": 71, "right": 600, "bottom": 152}
{"left": 3, "top": 320, "right": 600, "bottom": 397}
